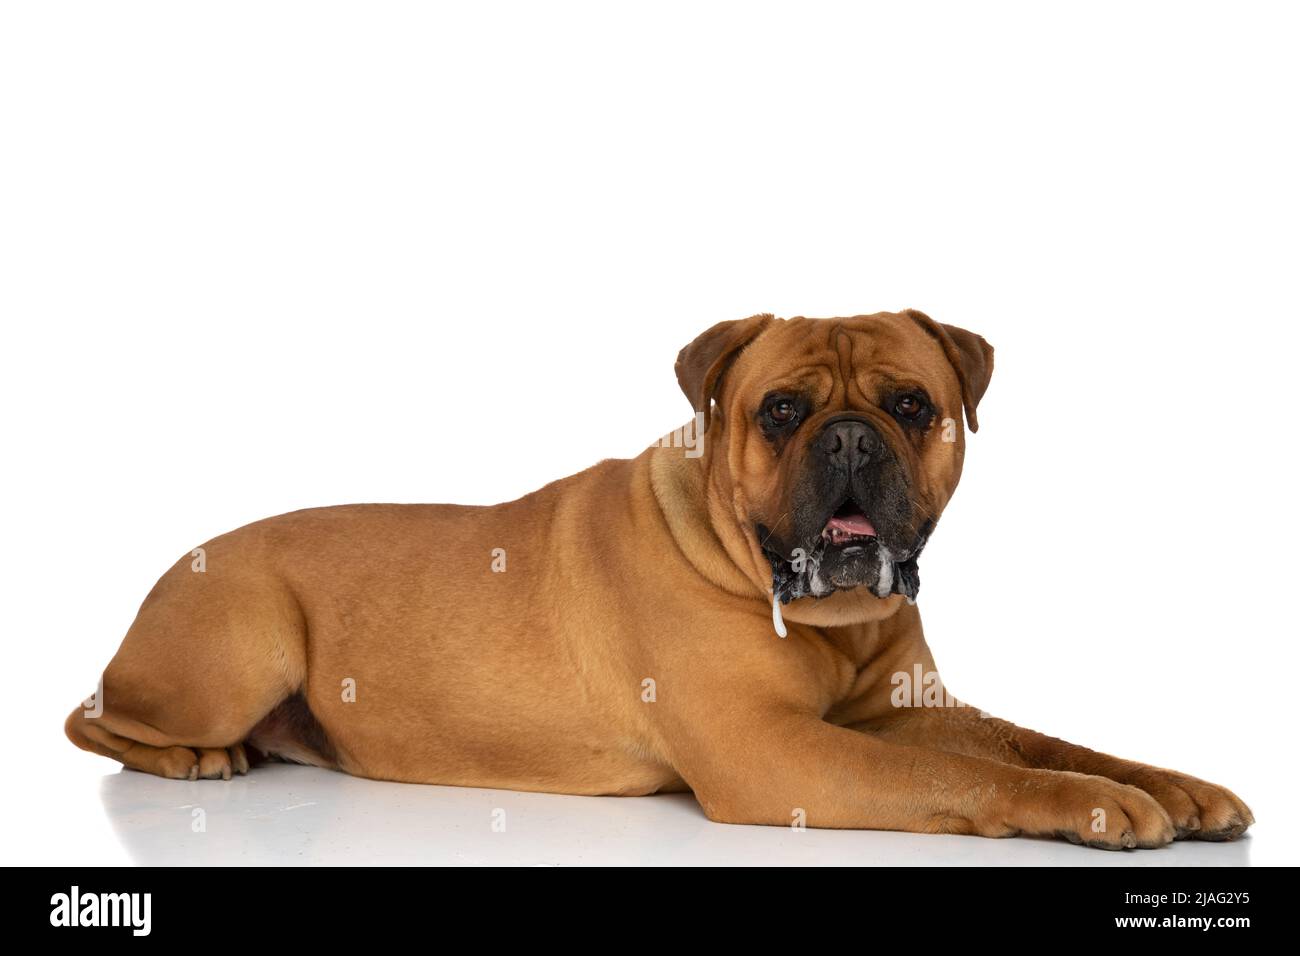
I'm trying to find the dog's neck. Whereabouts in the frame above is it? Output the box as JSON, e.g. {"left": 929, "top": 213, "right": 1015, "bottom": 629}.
{"left": 647, "top": 441, "right": 762, "bottom": 599}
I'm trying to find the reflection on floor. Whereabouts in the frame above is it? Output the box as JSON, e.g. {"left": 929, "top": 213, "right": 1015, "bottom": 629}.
{"left": 98, "top": 763, "right": 1253, "bottom": 866}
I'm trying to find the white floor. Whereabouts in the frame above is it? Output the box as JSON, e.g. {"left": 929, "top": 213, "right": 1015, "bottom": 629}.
{"left": 17, "top": 761, "right": 1262, "bottom": 866}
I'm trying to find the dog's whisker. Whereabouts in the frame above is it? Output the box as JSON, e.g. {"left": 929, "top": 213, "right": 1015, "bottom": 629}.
{"left": 758, "top": 512, "right": 790, "bottom": 550}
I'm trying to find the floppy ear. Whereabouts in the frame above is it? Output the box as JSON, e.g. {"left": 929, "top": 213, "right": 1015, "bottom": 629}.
{"left": 675, "top": 313, "right": 775, "bottom": 432}
{"left": 904, "top": 309, "right": 994, "bottom": 432}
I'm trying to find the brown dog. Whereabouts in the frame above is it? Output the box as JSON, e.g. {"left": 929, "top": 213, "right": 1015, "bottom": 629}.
{"left": 67, "top": 309, "right": 1252, "bottom": 848}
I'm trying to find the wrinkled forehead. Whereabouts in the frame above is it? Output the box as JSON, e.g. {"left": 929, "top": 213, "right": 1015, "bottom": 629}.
{"left": 727, "top": 313, "right": 957, "bottom": 406}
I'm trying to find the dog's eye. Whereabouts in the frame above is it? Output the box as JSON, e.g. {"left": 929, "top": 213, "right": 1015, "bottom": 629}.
{"left": 759, "top": 395, "right": 805, "bottom": 437}
{"left": 893, "top": 393, "right": 928, "bottom": 420}
{"left": 769, "top": 401, "right": 797, "bottom": 424}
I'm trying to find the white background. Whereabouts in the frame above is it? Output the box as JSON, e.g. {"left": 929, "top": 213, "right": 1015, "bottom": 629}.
{"left": 2, "top": 1, "right": 1296, "bottom": 865}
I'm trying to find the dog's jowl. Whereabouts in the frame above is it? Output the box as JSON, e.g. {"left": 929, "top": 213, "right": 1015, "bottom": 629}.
{"left": 66, "top": 309, "right": 1252, "bottom": 848}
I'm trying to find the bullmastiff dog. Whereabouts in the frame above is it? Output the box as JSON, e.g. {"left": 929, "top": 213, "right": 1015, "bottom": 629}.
{"left": 67, "top": 309, "right": 1253, "bottom": 848}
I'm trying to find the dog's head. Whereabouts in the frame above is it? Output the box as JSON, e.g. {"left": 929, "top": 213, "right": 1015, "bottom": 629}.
{"left": 676, "top": 310, "right": 992, "bottom": 620}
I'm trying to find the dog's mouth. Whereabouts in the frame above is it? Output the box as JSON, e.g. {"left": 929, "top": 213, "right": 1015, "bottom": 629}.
{"left": 822, "top": 499, "right": 877, "bottom": 549}
{"left": 759, "top": 503, "right": 932, "bottom": 611}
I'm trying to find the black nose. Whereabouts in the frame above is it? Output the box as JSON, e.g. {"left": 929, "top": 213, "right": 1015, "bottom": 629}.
{"left": 818, "top": 417, "right": 882, "bottom": 471}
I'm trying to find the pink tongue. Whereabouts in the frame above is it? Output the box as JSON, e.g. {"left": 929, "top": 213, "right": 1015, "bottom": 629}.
{"left": 827, "top": 513, "right": 876, "bottom": 536}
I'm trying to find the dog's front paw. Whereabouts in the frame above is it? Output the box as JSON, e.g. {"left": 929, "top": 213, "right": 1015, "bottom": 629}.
{"left": 1124, "top": 768, "right": 1253, "bottom": 841}
{"left": 978, "top": 772, "right": 1176, "bottom": 849}
{"left": 1035, "top": 773, "right": 1176, "bottom": 850}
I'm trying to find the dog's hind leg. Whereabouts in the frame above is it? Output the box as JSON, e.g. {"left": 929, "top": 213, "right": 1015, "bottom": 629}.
{"left": 66, "top": 712, "right": 252, "bottom": 780}
{"left": 65, "top": 549, "right": 306, "bottom": 781}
